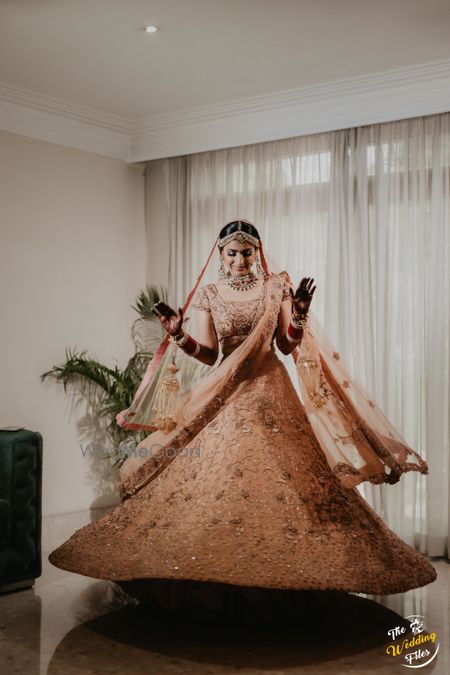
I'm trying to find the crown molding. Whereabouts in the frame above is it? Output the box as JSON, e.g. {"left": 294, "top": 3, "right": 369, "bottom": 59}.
{"left": 0, "top": 82, "right": 131, "bottom": 159}
{"left": 129, "top": 59, "right": 450, "bottom": 161}
{"left": 1, "top": 59, "right": 450, "bottom": 163}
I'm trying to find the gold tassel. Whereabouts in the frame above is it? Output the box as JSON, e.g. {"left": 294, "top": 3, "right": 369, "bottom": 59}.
{"left": 296, "top": 325, "right": 322, "bottom": 405}
{"left": 152, "top": 344, "right": 181, "bottom": 433}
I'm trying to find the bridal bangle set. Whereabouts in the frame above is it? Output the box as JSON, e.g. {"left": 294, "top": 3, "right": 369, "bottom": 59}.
{"left": 170, "top": 330, "right": 201, "bottom": 356}
{"left": 291, "top": 312, "right": 308, "bottom": 329}
{"left": 286, "top": 312, "right": 308, "bottom": 343}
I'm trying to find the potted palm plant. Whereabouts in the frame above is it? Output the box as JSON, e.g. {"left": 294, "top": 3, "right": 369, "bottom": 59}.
{"left": 41, "top": 285, "right": 168, "bottom": 467}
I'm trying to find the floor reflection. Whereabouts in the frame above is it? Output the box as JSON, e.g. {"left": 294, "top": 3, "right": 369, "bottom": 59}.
{"left": 0, "top": 557, "right": 448, "bottom": 674}
{"left": 0, "top": 588, "right": 41, "bottom": 674}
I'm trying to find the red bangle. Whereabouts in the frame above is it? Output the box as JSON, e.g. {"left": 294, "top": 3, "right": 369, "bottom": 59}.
{"left": 180, "top": 334, "right": 200, "bottom": 356}
{"left": 287, "top": 322, "right": 303, "bottom": 343}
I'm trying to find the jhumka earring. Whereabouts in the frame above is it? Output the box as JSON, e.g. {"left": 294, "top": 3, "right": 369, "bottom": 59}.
{"left": 254, "top": 250, "right": 264, "bottom": 276}
{"left": 218, "top": 258, "right": 230, "bottom": 279}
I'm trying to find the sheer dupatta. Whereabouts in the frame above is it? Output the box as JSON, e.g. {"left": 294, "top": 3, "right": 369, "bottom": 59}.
{"left": 115, "top": 237, "right": 220, "bottom": 433}
{"left": 292, "top": 311, "right": 428, "bottom": 488}
{"left": 117, "top": 236, "right": 429, "bottom": 500}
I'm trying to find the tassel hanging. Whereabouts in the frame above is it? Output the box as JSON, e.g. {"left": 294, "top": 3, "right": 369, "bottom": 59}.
{"left": 152, "top": 343, "right": 181, "bottom": 433}
{"left": 295, "top": 325, "right": 323, "bottom": 407}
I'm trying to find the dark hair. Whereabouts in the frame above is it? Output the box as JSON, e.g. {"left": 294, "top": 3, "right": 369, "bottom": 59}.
{"left": 218, "top": 220, "right": 260, "bottom": 249}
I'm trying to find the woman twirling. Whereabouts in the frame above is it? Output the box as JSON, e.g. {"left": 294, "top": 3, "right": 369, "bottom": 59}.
{"left": 49, "top": 220, "right": 436, "bottom": 600}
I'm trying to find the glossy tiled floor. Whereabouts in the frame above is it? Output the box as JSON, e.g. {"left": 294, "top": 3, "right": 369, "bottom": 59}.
{"left": 1, "top": 553, "right": 448, "bottom": 674}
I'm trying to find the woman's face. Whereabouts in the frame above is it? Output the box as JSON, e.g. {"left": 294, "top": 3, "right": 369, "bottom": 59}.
{"left": 220, "top": 239, "right": 257, "bottom": 277}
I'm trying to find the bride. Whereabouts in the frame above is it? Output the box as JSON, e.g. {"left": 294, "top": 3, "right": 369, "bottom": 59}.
{"left": 49, "top": 219, "right": 436, "bottom": 606}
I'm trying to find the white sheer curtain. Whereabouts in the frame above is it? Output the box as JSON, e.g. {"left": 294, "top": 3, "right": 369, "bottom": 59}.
{"left": 162, "top": 112, "right": 450, "bottom": 558}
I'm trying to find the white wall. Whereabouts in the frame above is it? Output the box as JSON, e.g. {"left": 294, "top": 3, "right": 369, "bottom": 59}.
{"left": 0, "top": 130, "right": 146, "bottom": 517}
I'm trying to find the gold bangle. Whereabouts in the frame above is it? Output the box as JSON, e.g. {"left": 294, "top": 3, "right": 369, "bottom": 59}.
{"left": 291, "top": 312, "right": 308, "bottom": 329}
{"left": 170, "top": 330, "right": 187, "bottom": 346}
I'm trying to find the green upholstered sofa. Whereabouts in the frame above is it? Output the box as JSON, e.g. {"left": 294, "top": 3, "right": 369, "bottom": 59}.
{"left": 0, "top": 429, "right": 42, "bottom": 593}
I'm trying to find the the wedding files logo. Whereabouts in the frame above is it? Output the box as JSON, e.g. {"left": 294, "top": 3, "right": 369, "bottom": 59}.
{"left": 385, "top": 615, "right": 439, "bottom": 668}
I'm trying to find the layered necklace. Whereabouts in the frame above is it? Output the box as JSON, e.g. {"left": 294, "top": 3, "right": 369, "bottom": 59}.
{"left": 226, "top": 270, "right": 259, "bottom": 291}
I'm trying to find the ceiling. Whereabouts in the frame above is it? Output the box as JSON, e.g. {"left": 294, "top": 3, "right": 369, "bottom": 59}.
{"left": 1, "top": 0, "right": 450, "bottom": 121}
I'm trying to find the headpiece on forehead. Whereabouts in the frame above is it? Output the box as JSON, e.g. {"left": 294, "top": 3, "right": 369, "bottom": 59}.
{"left": 218, "top": 220, "right": 261, "bottom": 249}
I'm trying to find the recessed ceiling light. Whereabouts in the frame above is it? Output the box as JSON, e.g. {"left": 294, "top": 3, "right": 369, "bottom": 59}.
{"left": 144, "top": 25, "right": 159, "bottom": 33}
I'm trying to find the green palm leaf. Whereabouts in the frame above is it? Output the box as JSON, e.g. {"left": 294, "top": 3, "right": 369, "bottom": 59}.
{"left": 41, "top": 285, "right": 168, "bottom": 468}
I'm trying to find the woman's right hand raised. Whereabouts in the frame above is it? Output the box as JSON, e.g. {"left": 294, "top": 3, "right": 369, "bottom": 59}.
{"left": 152, "top": 304, "right": 184, "bottom": 337}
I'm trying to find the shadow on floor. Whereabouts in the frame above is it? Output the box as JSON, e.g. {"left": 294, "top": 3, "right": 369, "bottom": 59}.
{"left": 48, "top": 580, "right": 415, "bottom": 673}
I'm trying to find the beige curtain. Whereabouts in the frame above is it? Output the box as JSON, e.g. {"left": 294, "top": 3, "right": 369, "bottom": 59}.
{"left": 158, "top": 112, "right": 450, "bottom": 559}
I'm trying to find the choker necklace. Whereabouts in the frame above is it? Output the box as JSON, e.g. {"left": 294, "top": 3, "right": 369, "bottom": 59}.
{"left": 226, "top": 270, "right": 258, "bottom": 291}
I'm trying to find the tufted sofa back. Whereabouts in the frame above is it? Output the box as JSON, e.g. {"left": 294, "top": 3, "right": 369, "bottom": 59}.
{"left": 0, "top": 429, "right": 42, "bottom": 591}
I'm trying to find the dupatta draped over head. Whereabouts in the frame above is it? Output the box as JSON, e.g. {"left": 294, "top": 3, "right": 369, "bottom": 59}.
{"left": 116, "top": 228, "right": 428, "bottom": 500}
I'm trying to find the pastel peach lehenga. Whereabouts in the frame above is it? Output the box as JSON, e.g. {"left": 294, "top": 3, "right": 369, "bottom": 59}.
{"left": 49, "top": 237, "right": 436, "bottom": 616}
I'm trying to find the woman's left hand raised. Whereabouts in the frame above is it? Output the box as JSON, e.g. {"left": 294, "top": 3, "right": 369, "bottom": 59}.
{"left": 290, "top": 277, "right": 316, "bottom": 315}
